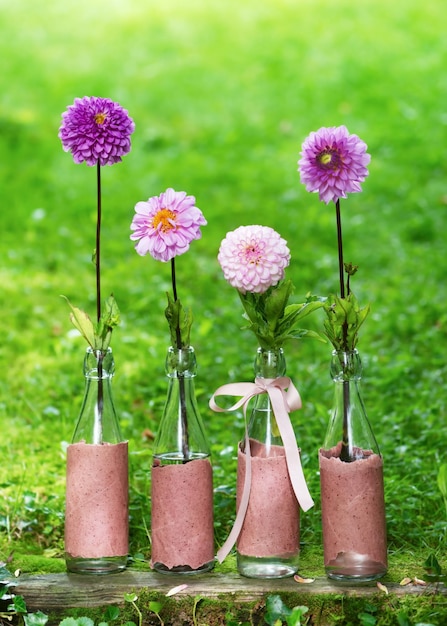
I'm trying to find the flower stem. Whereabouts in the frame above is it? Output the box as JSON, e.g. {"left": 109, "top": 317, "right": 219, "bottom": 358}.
{"left": 335, "top": 199, "right": 345, "bottom": 300}
{"left": 96, "top": 162, "right": 102, "bottom": 323}
{"left": 170, "top": 258, "right": 190, "bottom": 461}
{"left": 340, "top": 378, "right": 353, "bottom": 461}
{"left": 96, "top": 161, "right": 103, "bottom": 442}
{"left": 335, "top": 200, "right": 353, "bottom": 462}
{"left": 93, "top": 350, "right": 104, "bottom": 445}
{"left": 170, "top": 258, "right": 182, "bottom": 349}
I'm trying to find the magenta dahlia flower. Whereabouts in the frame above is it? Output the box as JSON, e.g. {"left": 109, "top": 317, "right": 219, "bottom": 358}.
{"left": 59, "top": 96, "right": 135, "bottom": 166}
{"left": 130, "top": 188, "right": 207, "bottom": 262}
{"left": 218, "top": 225, "right": 290, "bottom": 294}
{"left": 298, "top": 125, "right": 370, "bottom": 204}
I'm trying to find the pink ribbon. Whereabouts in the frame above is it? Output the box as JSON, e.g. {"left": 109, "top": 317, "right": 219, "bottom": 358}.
{"left": 209, "top": 377, "right": 314, "bottom": 563}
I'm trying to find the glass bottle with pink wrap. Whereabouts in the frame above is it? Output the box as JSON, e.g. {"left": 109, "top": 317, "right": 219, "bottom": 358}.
{"left": 151, "top": 346, "right": 214, "bottom": 574}
{"left": 319, "top": 349, "right": 387, "bottom": 582}
{"left": 65, "top": 347, "right": 129, "bottom": 574}
{"left": 237, "top": 347, "right": 300, "bottom": 578}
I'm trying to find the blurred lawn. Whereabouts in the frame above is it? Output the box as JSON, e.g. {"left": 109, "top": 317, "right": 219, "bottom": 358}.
{"left": 1, "top": 0, "right": 447, "bottom": 576}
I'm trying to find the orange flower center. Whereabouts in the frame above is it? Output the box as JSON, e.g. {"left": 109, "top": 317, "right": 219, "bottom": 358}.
{"left": 152, "top": 208, "right": 177, "bottom": 232}
{"left": 94, "top": 112, "right": 108, "bottom": 125}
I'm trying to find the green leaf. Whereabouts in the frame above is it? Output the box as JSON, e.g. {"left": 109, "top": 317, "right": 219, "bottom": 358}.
{"left": 59, "top": 615, "right": 95, "bottom": 626}
{"left": 238, "top": 283, "right": 324, "bottom": 349}
{"left": 23, "top": 611, "right": 49, "bottom": 626}
{"left": 286, "top": 328, "right": 326, "bottom": 342}
{"left": 95, "top": 294, "right": 121, "bottom": 350}
{"left": 279, "top": 300, "right": 325, "bottom": 342}
{"left": 73, "top": 619, "right": 95, "bottom": 626}
{"left": 61, "top": 296, "right": 96, "bottom": 348}
{"left": 264, "top": 280, "right": 293, "bottom": 330}
{"left": 0, "top": 566, "right": 12, "bottom": 580}
{"left": 283, "top": 298, "right": 325, "bottom": 323}
{"left": 165, "top": 292, "right": 193, "bottom": 348}
{"left": 437, "top": 464, "right": 447, "bottom": 498}
{"left": 264, "top": 594, "right": 292, "bottom": 624}
{"left": 149, "top": 601, "right": 163, "bottom": 613}
{"left": 357, "top": 612, "right": 377, "bottom": 626}
{"left": 323, "top": 292, "right": 370, "bottom": 352}
{"left": 12, "top": 594, "right": 27, "bottom": 613}
{"left": 103, "top": 606, "right": 120, "bottom": 622}
{"left": 124, "top": 593, "right": 138, "bottom": 603}
{"left": 62, "top": 295, "right": 120, "bottom": 351}
{"left": 287, "top": 606, "right": 309, "bottom": 626}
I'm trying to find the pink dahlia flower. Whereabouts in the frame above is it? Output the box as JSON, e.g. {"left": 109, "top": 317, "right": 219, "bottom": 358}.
{"left": 59, "top": 96, "right": 135, "bottom": 166}
{"left": 130, "top": 188, "right": 207, "bottom": 262}
{"left": 298, "top": 125, "right": 370, "bottom": 204}
{"left": 218, "top": 225, "right": 290, "bottom": 294}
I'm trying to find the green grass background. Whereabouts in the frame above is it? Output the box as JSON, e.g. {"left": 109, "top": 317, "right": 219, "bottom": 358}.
{"left": 1, "top": 0, "right": 447, "bottom": 588}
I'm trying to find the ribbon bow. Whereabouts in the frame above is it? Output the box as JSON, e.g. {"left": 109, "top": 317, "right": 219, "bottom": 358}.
{"left": 209, "top": 376, "right": 314, "bottom": 563}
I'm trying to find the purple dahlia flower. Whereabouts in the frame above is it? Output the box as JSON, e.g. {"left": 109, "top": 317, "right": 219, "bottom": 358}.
{"left": 59, "top": 96, "right": 135, "bottom": 166}
{"left": 218, "top": 225, "right": 290, "bottom": 294}
{"left": 298, "top": 125, "right": 370, "bottom": 204}
{"left": 130, "top": 188, "right": 207, "bottom": 262}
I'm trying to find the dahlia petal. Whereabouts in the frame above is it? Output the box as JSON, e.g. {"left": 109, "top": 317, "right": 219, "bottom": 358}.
{"left": 134, "top": 201, "right": 151, "bottom": 217}
{"left": 134, "top": 237, "right": 152, "bottom": 257}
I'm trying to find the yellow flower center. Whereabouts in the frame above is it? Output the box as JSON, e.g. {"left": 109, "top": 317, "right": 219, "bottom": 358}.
{"left": 318, "top": 148, "right": 342, "bottom": 170}
{"left": 94, "top": 112, "right": 108, "bottom": 125}
{"left": 152, "top": 208, "right": 177, "bottom": 232}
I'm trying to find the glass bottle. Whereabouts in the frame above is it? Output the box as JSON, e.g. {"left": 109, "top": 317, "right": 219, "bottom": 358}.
{"left": 237, "top": 347, "right": 300, "bottom": 578}
{"left": 319, "top": 349, "right": 387, "bottom": 582}
{"left": 65, "top": 347, "right": 128, "bottom": 575}
{"left": 151, "top": 346, "right": 214, "bottom": 574}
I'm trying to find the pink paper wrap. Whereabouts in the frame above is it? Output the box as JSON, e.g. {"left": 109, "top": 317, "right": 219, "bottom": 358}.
{"left": 151, "top": 458, "right": 214, "bottom": 570}
{"left": 236, "top": 439, "right": 299, "bottom": 558}
{"left": 319, "top": 443, "right": 387, "bottom": 573}
{"left": 65, "top": 441, "right": 129, "bottom": 558}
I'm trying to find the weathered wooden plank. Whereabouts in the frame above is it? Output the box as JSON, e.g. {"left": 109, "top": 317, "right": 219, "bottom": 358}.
{"left": 15, "top": 571, "right": 446, "bottom": 611}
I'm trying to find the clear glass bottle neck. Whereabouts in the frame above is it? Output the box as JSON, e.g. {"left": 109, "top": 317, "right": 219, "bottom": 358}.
{"left": 72, "top": 347, "right": 123, "bottom": 445}
{"left": 165, "top": 345, "right": 197, "bottom": 378}
{"left": 254, "top": 347, "right": 286, "bottom": 379}
{"left": 330, "top": 349, "right": 362, "bottom": 382}
{"left": 84, "top": 347, "right": 115, "bottom": 379}
{"left": 323, "top": 348, "right": 380, "bottom": 458}
{"left": 153, "top": 346, "right": 210, "bottom": 461}
{"left": 245, "top": 348, "right": 286, "bottom": 452}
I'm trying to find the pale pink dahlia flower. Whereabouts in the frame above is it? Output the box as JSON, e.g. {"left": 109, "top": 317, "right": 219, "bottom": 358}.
{"left": 218, "top": 225, "right": 290, "bottom": 294}
{"left": 130, "top": 188, "right": 207, "bottom": 262}
{"left": 298, "top": 125, "right": 370, "bottom": 204}
{"left": 59, "top": 96, "right": 135, "bottom": 166}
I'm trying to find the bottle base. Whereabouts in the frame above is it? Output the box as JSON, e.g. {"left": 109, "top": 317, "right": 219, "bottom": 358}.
{"left": 326, "top": 569, "right": 387, "bottom": 583}
{"left": 324, "top": 551, "right": 387, "bottom": 583}
{"left": 237, "top": 553, "right": 299, "bottom": 579}
{"left": 65, "top": 555, "right": 128, "bottom": 575}
{"left": 325, "top": 560, "right": 387, "bottom": 583}
{"left": 152, "top": 560, "right": 215, "bottom": 575}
